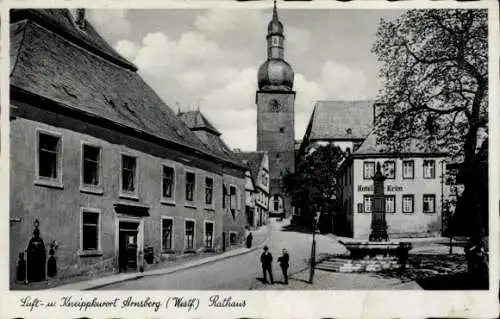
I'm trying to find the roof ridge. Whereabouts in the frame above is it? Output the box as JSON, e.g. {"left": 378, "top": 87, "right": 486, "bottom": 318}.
{"left": 316, "top": 99, "right": 376, "bottom": 104}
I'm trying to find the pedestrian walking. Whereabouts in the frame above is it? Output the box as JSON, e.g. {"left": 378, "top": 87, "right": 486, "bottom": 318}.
{"left": 277, "top": 248, "right": 289, "bottom": 285}
{"left": 260, "top": 246, "right": 274, "bottom": 284}
{"left": 246, "top": 232, "right": 253, "bottom": 248}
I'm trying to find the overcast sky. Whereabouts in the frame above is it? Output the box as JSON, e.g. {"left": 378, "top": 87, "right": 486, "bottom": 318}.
{"left": 87, "top": 7, "right": 405, "bottom": 151}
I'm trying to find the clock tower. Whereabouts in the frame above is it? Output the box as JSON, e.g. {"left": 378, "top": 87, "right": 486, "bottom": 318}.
{"left": 256, "top": 0, "right": 295, "bottom": 218}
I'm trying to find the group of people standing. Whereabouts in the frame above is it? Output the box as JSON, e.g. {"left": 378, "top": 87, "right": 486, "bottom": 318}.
{"left": 260, "top": 246, "right": 289, "bottom": 285}
{"left": 245, "top": 229, "right": 290, "bottom": 285}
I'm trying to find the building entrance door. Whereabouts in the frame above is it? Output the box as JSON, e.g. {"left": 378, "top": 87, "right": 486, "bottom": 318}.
{"left": 118, "top": 221, "right": 139, "bottom": 272}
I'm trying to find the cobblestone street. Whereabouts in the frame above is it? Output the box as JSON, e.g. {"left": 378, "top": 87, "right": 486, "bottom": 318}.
{"left": 94, "top": 218, "right": 471, "bottom": 290}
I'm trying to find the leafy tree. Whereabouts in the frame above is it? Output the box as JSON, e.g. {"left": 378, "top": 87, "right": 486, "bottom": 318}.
{"left": 284, "top": 144, "right": 344, "bottom": 229}
{"left": 371, "top": 9, "right": 488, "bottom": 245}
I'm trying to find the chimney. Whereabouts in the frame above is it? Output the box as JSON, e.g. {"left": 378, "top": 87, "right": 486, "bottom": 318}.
{"left": 76, "top": 9, "right": 86, "bottom": 30}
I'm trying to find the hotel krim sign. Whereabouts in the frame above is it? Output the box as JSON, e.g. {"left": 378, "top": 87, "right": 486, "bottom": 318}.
{"left": 357, "top": 185, "right": 403, "bottom": 192}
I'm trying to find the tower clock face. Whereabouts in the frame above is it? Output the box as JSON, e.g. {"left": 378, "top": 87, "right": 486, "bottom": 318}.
{"left": 269, "top": 99, "right": 282, "bottom": 112}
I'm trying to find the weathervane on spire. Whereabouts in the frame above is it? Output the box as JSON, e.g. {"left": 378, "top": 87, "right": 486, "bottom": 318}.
{"left": 273, "top": 0, "right": 278, "bottom": 20}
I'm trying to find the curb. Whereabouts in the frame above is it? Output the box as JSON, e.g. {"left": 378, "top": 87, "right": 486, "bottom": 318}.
{"left": 69, "top": 226, "right": 272, "bottom": 290}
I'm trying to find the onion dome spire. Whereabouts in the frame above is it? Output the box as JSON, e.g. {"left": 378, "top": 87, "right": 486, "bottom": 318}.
{"left": 257, "top": 0, "right": 294, "bottom": 91}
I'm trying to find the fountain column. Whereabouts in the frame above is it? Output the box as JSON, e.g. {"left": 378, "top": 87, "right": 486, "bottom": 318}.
{"left": 369, "top": 162, "right": 388, "bottom": 241}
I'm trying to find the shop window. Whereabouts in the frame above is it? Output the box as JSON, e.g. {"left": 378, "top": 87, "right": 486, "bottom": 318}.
{"left": 402, "top": 160, "right": 414, "bottom": 179}
{"left": 423, "top": 160, "right": 435, "bottom": 179}
{"left": 205, "top": 222, "right": 214, "bottom": 248}
{"left": 162, "top": 218, "right": 173, "bottom": 251}
{"left": 185, "top": 220, "right": 195, "bottom": 250}
{"left": 186, "top": 172, "right": 195, "bottom": 202}
{"left": 82, "top": 211, "right": 99, "bottom": 251}
{"left": 423, "top": 194, "right": 436, "bottom": 213}
{"left": 363, "top": 162, "right": 375, "bottom": 179}
{"left": 229, "top": 232, "right": 237, "bottom": 245}
{"left": 82, "top": 144, "right": 100, "bottom": 186}
{"left": 385, "top": 195, "right": 395, "bottom": 213}
{"left": 205, "top": 177, "right": 213, "bottom": 205}
{"left": 363, "top": 195, "right": 373, "bottom": 213}
{"left": 402, "top": 195, "right": 414, "bottom": 213}
{"left": 383, "top": 161, "right": 396, "bottom": 179}
{"left": 162, "top": 166, "right": 174, "bottom": 199}
{"left": 121, "top": 155, "right": 137, "bottom": 193}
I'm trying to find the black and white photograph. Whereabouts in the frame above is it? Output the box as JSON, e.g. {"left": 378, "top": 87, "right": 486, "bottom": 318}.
{"left": 3, "top": 0, "right": 499, "bottom": 317}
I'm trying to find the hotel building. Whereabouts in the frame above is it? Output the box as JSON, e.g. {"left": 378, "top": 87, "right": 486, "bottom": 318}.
{"left": 336, "top": 132, "right": 447, "bottom": 239}
{"left": 299, "top": 100, "right": 447, "bottom": 239}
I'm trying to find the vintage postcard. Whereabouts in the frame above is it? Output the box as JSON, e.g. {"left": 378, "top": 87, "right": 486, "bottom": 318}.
{"left": 1, "top": 0, "right": 499, "bottom": 318}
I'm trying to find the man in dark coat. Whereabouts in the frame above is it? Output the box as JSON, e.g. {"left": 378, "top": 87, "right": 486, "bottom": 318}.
{"left": 277, "top": 248, "right": 289, "bottom": 285}
{"left": 246, "top": 232, "right": 253, "bottom": 248}
{"left": 260, "top": 246, "right": 274, "bottom": 284}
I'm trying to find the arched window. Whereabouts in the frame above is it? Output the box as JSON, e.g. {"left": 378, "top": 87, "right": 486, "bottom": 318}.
{"left": 273, "top": 194, "right": 282, "bottom": 212}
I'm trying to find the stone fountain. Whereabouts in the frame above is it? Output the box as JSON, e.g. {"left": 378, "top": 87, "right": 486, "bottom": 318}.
{"left": 319, "top": 163, "right": 412, "bottom": 273}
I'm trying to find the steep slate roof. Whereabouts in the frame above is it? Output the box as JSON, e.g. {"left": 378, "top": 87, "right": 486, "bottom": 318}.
{"left": 179, "top": 110, "right": 244, "bottom": 167}
{"left": 308, "top": 100, "right": 375, "bottom": 140}
{"left": 11, "top": 9, "right": 137, "bottom": 71}
{"left": 235, "top": 151, "right": 265, "bottom": 182}
{"left": 10, "top": 9, "right": 242, "bottom": 167}
{"left": 353, "top": 130, "right": 445, "bottom": 156}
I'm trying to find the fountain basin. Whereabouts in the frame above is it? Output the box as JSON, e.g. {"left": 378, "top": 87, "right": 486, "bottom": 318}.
{"left": 317, "top": 240, "right": 414, "bottom": 273}
{"left": 339, "top": 239, "right": 412, "bottom": 260}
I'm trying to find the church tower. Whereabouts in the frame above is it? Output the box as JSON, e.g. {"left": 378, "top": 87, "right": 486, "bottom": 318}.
{"left": 256, "top": 0, "right": 295, "bottom": 218}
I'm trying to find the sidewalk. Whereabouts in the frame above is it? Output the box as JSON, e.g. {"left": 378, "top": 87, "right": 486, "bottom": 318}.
{"left": 53, "top": 224, "right": 271, "bottom": 290}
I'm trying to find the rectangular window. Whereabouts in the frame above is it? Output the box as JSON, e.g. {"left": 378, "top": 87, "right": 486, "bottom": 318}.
{"left": 205, "top": 222, "right": 214, "bottom": 248}
{"left": 423, "top": 160, "right": 436, "bottom": 179}
{"left": 38, "top": 133, "right": 61, "bottom": 179}
{"left": 274, "top": 200, "right": 279, "bottom": 211}
{"left": 162, "top": 218, "right": 173, "bottom": 251}
{"left": 121, "top": 155, "right": 137, "bottom": 193}
{"left": 383, "top": 161, "right": 396, "bottom": 179}
{"left": 230, "top": 186, "right": 237, "bottom": 213}
{"left": 162, "top": 166, "right": 174, "bottom": 199}
{"left": 186, "top": 172, "right": 195, "bottom": 202}
{"left": 205, "top": 177, "right": 213, "bottom": 205}
{"left": 385, "top": 195, "right": 396, "bottom": 213}
{"left": 423, "top": 194, "right": 436, "bottom": 213}
{"left": 185, "top": 220, "right": 195, "bottom": 250}
{"left": 82, "top": 145, "right": 100, "bottom": 186}
{"left": 82, "top": 211, "right": 99, "bottom": 251}
{"left": 402, "top": 195, "right": 414, "bottom": 213}
{"left": 402, "top": 160, "right": 414, "bottom": 179}
{"left": 363, "top": 195, "right": 373, "bottom": 213}
{"left": 222, "top": 185, "right": 228, "bottom": 208}
{"left": 363, "top": 162, "right": 375, "bottom": 179}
